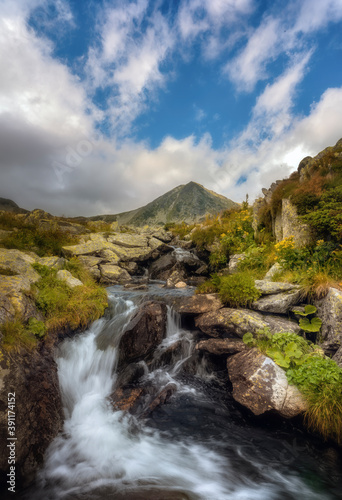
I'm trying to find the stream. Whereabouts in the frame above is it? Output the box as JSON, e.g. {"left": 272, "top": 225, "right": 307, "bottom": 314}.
{"left": 26, "top": 285, "right": 342, "bottom": 500}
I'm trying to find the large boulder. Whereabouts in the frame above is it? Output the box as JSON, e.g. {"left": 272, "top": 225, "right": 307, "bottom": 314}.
{"left": 314, "top": 288, "right": 342, "bottom": 346}
{"left": 176, "top": 293, "right": 223, "bottom": 315}
{"left": 149, "top": 252, "right": 177, "bottom": 280}
{"left": 195, "top": 308, "right": 300, "bottom": 338}
{"left": 254, "top": 280, "right": 299, "bottom": 295}
{"left": 107, "top": 233, "right": 148, "bottom": 248}
{"left": 119, "top": 301, "right": 167, "bottom": 365}
{"left": 251, "top": 289, "right": 303, "bottom": 314}
{"left": 100, "top": 264, "right": 131, "bottom": 284}
{"left": 56, "top": 270, "right": 83, "bottom": 288}
{"left": 227, "top": 349, "right": 308, "bottom": 418}
{"left": 196, "top": 338, "right": 246, "bottom": 355}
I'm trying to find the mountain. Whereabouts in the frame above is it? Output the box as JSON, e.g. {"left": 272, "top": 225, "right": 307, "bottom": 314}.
{"left": 91, "top": 182, "right": 239, "bottom": 226}
{"left": 0, "top": 197, "right": 28, "bottom": 214}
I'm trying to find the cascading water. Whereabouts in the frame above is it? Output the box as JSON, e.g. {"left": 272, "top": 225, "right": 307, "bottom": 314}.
{"left": 27, "top": 286, "right": 340, "bottom": 500}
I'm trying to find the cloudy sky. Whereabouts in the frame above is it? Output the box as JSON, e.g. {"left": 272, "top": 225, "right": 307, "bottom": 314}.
{"left": 1, "top": 0, "right": 342, "bottom": 216}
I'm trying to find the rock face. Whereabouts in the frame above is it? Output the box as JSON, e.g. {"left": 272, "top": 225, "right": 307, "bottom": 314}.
{"left": 227, "top": 349, "right": 308, "bottom": 418}
{"left": 119, "top": 302, "right": 167, "bottom": 365}
{"left": 0, "top": 347, "right": 63, "bottom": 489}
{"left": 275, "top": 199, "right": 312, "bottom": 246}
{"left": 228, "top": 254, "right": 246, "bottom": 274}
{"left": 195, "top": 308, "right": 300, "bottom": 338}
{"left": 196, "top": 338, "right": 246, "bottom": 355}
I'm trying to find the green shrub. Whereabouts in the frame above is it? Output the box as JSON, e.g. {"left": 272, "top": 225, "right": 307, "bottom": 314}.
{"left": 218, "top": 272, "right": 261, "bottom": 308}
{"left": 0, "top": 319, "right": 38, "bottom": 352}
{"left": 195, "top": 279, "right": 219, "bottom": 294}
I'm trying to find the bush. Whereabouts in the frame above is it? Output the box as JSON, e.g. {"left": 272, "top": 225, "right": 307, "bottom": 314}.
{"left": 218, "top": 272, "right": 261, "bottom": 308}
{"left": 0, "top": 319, "right": 38, "bottom": 352}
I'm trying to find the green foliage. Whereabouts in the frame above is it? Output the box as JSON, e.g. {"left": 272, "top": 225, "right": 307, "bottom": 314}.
{"left": 293, "top": 305, "right": 322, "bottom": 333}
{"left": 27, "top": 318, "right": 46, "bottom": 338}
{"left": 0, "top": 319, "right": 38, "bottom": 352}
{"left": 237, "top": 244, "right": 273, "bottom": 277}
{"left": 195, "top": 279, "right": 218, "bottom": 294}
{"left": 302, "top": 186, "right": 342, "bottom": 242}
{"left": 166, "top": 222, "right": 195, "bottom": 239}
{"left": 218, "top": 272, "right": 261, "bottom": 308}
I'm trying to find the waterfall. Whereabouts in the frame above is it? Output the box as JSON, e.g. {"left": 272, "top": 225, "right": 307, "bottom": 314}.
{"left": 29, "top": 288, "right": 333, "bottom": 500}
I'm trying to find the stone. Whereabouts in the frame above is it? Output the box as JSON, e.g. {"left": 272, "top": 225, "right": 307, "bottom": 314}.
{"left": 333, "top": 346, "right": 342, "bottom": 368}
{"left": 196, "top": 338, "right": 246, "bottom": 355}
{"left": 96, "top": 248, "right": 121, "bottom": 264}
{"left": 166, "top": 268, "right": 186, "bottom": 287}
{"left": 276, "top": 199, "right": 313, "bottom": 247}
{"left": 148, "top": 236, "right": 172, "bottom": 253}
{"left": 175, "top": 281, "right": 187, "bottom": 288}
{"left": 227, "top": 349, "right": 308, "bottom": 418}
{"left": 195, "top": 308, "right": 300, "bottom": 338}
{"left": 314, "top": 288, "right": 342, "bottom": 345}
{"left": 0, "top": 249, "right": 39, "bottom": 283}
{"left": 119, "top": 261, "right": 139, "bottom": 275}
{"left": 100, "top": 264, "right": 131, "bottom": 284}
{"left": 177, "top": 293, "right": 223, "bottom": 315}
{"left": 110, "top": 244, "right": 152, "bottom": 262}
{"left": 251, "top": 289, "right": 303, "bottom": 314}
{"left": 228, "top": 253, "right": 246, "bottom": 274}
{"left": 149, "top": 253, "right": 177, "bottom": 279}
{"left": 37, "top": 256, "right": 65, "bottom": 269}
{"left": 56, "top": 270, "right": 83, "bottom": 288}
{"left": 107, "top": 233, "right": 149, "bottom": 248}
{"left": 264, "top": 263, "right": 283, "bottom": 281}
{"left": 119, "top": 301, "right": 167, "bottom": 365}
{"left": 254, "top": 280, "right": 299, "bottom": 295}
{"left": 151, "top": 229, "right": 173, "bottom": 243}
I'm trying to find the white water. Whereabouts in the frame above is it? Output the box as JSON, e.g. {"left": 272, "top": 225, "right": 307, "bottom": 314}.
{"left": 33, "top": 292, "right": 332, "bottom": 500}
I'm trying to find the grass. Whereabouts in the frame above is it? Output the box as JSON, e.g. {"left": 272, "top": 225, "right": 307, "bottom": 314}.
{"left": 1, "top": 318, "right": 38, "bottom": 352}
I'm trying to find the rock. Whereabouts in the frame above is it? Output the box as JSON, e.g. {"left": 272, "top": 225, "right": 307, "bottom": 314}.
{"left": 275, "top": 199, "right": 313, "bottom": 247}
{"left": 196, "top": 338, "right": 246, "bottom": 355}
{"left": 195, "top": 264, "right": 208, "bottom": 275}
{"left": 228, "top": 253, "right": 246, "bottom": 273}
{"left": 314, "top": 288, "right": 342, "bottom": 345}
{"left": 264, "top": 263, "right": 282, "bottom": 281}
{"left": 110, "top": 221, "right": 119, "bottom": 231}
{"left": 0, "top": 249, "right": 39, "bottom": 282}
{"left": 56, "top": 270, "right": 83, "bottom": 288}
{"left": 111, "top": 387, "right": 145, "bottom": 412}
{"left": 166, "top": 268, "right": 186, "bottom": 287}
{"left": 195, "top": 308, "right": 300, "bottom": 338}
{"left": 107, "top": 233, "right": 148, "bottom": 248}
{"left": 100, "top": 264, "right": 131, "bottom": 284}
{"left": 148, "top": 237, "right": 172, "bottom": 254}
{"left": 119, "top": 301, "right": 167, "bottom": 365}
{"left": 333, "top": 346, "right": 342, "bottom": 368}
{"left": 152, "top": 229, "right": 173, "bottom": 243}
{"left": 115, "top": 361, "right": 148, "bottom": 388}
{"left": 0, "top": 229, "right": 13, "bottom": 241}
{"left": 97, "top": 248, "right": 121, "bottom": 264}
{"left": 149, "top": 253, "right": 177, "bottom": 280}
{"left": 175, "top": 281, "right": 187, "bottom": 288}
{"left": 254, "top": 280, "right": 299, "bottom": 295}
{"left": 227, "top": 349, "right": 308, "bottom": 418}
{"left": 36, "top": 256, "right": 65, "bottom": 269}
{"left": 110, "top": 244, "right": 152, "bottom": 262}
{"left": 177, "top": 293, "right": 223, "bottom": 315}
{"left": 173, "top": 248, "right": 201, "bottom": 269}
{"left": 251, "top": 289, "right": 303, "bottom": 314}
{"left": 119, "top": 261, "right": 139, "bottom": 275}
{"left": 0, "top": 349, "right": 63, "bottom": 487}
{"left": 78, "top": 255, "right": 102, "bottom": 279}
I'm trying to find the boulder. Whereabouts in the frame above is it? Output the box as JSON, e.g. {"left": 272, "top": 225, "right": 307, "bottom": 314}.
{"left": 119, "top": 261, "right": 139, "bottom": 275}
{"left": 254, "top": 280, "right": 300, "bottom": 295}
{"left": 36, "top": 256, "right": 65, "bottom": 269}
{"left": 119, "top": 301, "right": 167, "bottom": 365}
{"left": 196, "top": 338, "right": 246, "bottom": 355}
{"left": 0, "top": 249, "right": 39, "bottom": 282}
{"left": 228, "top": 253, "right": 246, "bottom": 273}
{"left": 251, "top": 289, "right": 303, "bottom": 314}
{"left": 107, "top": 233, "right": 148, "bottom": 248}
{"left": 314, "top": 288, "right": 342, "bottom": 345}
{"left": 166, "top": 268, "right": 186, "bottom": 287}
{"left": 195, "top": 308, "right": 300, "bottom": 338}
{"left": 333, "top": 346, "right": 342, "bottom": 368}
{"left": 227, "top": 349, "right": 308, "bottom": 418}
{"left": 56, "top": 270, "right": 83, "bottom": 288}
{"left": 152, "top": 229, "right": 173, "bottom": 243}
{"left": 264, "top": 263, "right": 282, "bottom": 281}
{"left": 149, "top": 253, "right": 177, "bottom": 279}
{"left": 100, "top": 264, "right": 131, "bottom": 284}
{"left": 176, "top": 293, "right": 223, "bottom": 315}
{"left": 175, "top": 281, "right": 187, "bottom": 288}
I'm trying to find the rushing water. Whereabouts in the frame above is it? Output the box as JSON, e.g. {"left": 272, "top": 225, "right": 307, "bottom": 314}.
{"left": 27, "top": 285, "right": 342, "bottom": 500}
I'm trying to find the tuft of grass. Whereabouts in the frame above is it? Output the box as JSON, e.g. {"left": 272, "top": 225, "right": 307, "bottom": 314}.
{"left": 1, "top": 319, "right": 38, "bottom": 352}
{"left": 195, "top": 279, "right": 218, "bottom": 294}
{"left": 218, "top": 272, "right": 261, "bottom": 308}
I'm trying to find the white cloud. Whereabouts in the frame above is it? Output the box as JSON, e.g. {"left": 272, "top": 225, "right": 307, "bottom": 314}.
{"left": 294, "top": 0, "right": 342, "bottom": 33}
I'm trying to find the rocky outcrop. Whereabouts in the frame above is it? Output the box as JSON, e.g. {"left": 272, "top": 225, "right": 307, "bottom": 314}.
{"left": 275, "top": 199, "right": 312, "bottom": 246}
{"left": 227, "top": 349, "right": 308, "bottom": 418}
{"left": 119, "top": 302, "right": 167, "bottom": 366}
{"left": 228, "top": 254, "right": 246, "bottom": 273}
{"left": 251, "top": 289, "right": 303, "bottom": 314}
{"left": 56, "top": 270, "right": 83, "bottom": 288}
{"left": 0, "top": 346, "right": 63, "bottom": 489}
{"left": 195, "top": 308, "right": 300, "bottom": 338}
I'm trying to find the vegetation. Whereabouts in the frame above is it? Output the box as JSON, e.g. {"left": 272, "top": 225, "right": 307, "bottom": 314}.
{"left": 243, "top": 329, "right": 342, "bottom": 443}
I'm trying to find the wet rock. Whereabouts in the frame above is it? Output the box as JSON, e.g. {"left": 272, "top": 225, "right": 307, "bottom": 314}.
{"left": 175, "top": 281, "right": 187, "bottom": 288}
{"left": 176, "top": 293, "right": 223, "bottom": 315}
{"left": 195, "top": 308, "right": 300, "bottom": 338}
{"left": 111, "top": 387, "right": 145, "bottom": 412}
{"left": 166, "top": 268, "right": 186, "bottom": 288}
{"left": 119, "top": 301, "right": 167, "bottom": 365}
{"left": 314, "top": 288, "right": 342, "bottom": 345}
{"left": 196, "top": 338, "right": 246, "bottom": 355}
{"left": 227, "top": 348, "right": 308, "bottom": 418}
{"left": 56, "top": 270, "right": 83, "bottom": 288}
{"left": 0, "top": 348, "right": 63, "bottom": 488}
{"left": 149, "top": 253, "right": 177, "bottom": 280}
{"left": 116, "top": 362, "right": 148, "bottom": 387}
{"left": 251, "top": 289, "right": 303, "bottom": 314}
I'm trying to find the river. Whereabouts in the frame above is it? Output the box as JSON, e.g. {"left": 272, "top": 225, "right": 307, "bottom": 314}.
{"left": 26, "top": 285, "right": 342, "bottom": 499}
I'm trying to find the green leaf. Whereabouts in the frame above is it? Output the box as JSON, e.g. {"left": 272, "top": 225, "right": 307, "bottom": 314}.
{"left": 243, "top": 332, "right": 254, "bottom": 346}
{"left": 270, "top": 350, "right": 290, "bottom": 369}
{"left": 299, "top": 317, "right": 322, "bottom": 332}
{"left": 304, "top": 304, "right": 317, "bottom": 315}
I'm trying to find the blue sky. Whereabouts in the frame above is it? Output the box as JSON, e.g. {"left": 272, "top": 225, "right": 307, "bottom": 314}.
{"left": 0, "top": 0, "right": 342, "bottom": 216}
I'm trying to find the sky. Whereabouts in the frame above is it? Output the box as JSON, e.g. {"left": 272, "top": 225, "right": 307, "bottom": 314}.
{"left": 0, "top": 0, "right": 342, "bottom": 216}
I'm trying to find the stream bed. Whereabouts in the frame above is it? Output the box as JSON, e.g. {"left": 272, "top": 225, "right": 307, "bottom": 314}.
{"left": 26, "top": 285, "right": 342, "bottom": 499}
